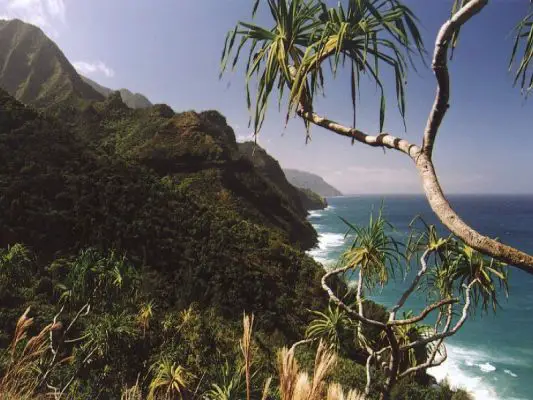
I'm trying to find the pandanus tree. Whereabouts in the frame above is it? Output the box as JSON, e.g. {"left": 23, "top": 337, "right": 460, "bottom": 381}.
{"left": 222, "top": 0, "right": 533, "bottom": 272}
{"left": 314, "top": 214, "right": 508, "bottom": 399}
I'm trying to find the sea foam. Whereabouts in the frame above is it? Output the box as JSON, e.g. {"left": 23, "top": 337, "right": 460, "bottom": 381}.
{"left": 504, "top": 369, "right": 518, "bottom": 378}
{"left": 428, "top": 344, "right": 499, "bottom": 400}
{"left": 307, "top": 232, "right": 346, "bottom": 265}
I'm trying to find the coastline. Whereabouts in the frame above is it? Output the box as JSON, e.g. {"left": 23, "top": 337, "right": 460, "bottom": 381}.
{"left": 305, "top": 197, "right": 533, "bottom": 400}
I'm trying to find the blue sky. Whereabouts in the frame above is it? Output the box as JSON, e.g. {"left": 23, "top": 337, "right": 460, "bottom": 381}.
{"left": 1, "top": 0, "right": 532, "bottom": 194}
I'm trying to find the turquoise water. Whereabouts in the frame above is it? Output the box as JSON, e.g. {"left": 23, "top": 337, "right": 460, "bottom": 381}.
{"left": 307, "top": 195, "right": 533, "bottom": 400}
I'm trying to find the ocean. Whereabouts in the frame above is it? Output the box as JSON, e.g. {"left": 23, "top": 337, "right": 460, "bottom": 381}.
{"left": 306, "top": 195, "right": 533, "bottom": 400}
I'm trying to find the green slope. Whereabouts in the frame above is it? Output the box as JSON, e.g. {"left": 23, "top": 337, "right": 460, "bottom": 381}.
{"left": 0, "top": 19, "right": 104, "bottom": 106}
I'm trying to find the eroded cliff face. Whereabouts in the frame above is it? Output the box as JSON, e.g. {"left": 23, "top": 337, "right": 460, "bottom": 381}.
{"left": 238, "top": 141, "right": 309, "bottom": 217}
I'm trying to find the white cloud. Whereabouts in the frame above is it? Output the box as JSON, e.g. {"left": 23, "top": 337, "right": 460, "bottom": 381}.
{"left": 0, "top": 0, "right": 66, "bottom": 36}
{"left": 236, "top": 132, "right": 254, "bottom": 143}
{"left": 73, "top": 61, "right": 115, "bottom": 78}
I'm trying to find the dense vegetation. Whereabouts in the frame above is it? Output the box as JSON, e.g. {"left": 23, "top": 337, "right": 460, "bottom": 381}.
{"left": 238, "top": 141, "right": 325, "bottom": 216}
{"left": 0, "top": 15, "right": 477, "bottom": 400}
{"left": 296, "top": 188, "right": 328, "bottom": 211}
{"left": 0, "top": 86, "right": 324, "bottom": 397}
{"left": 0, "top": 86, "right": 468, "bottom": 399}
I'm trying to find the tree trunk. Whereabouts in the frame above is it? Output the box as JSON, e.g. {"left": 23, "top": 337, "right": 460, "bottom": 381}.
{"left": 414, "top": 153, "right": 533, "bottom": 273}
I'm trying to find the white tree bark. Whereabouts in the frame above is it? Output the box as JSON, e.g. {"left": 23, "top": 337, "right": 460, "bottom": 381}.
{"left": 297, "top": 0, "right": 533, "bottom": 273}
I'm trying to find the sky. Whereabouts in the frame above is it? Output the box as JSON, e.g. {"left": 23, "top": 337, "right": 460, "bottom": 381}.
{"left": 0, "top": 0, "right": 532, "bottom": 194}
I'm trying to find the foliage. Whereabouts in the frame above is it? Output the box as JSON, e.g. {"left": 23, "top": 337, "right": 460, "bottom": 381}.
{"left": 341, "top": 210, "right": 403, "bottom": 289}
{"left": 222, "top": 0, "right": 424, "bottom": 136}
{"left": 306, "top": 305, "right": 353, "bottom": 351}
{"left": 148, "top": 359, "right": 193, "bottom": 400}
{"left": 297, "top": 187, "right": 328, "bottom": 211}
{"left": 204, "top": 361, "right": 246, "bottom": 400}
{"left": 0, "top": 88, "right": 325, "bottom": 339}
{"left": 0, "top": 243, "right": 472, "bottom": 399}
{"left": 510, "top": 4, "right": 533, "bottom": 94}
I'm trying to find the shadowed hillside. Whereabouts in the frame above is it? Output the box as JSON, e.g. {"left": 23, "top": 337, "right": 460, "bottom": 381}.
{"left": 239, "top": 141, "right": 327, "bottom": 212}
{"left": 82, "top": 75, "right": 153, "bottom": 109}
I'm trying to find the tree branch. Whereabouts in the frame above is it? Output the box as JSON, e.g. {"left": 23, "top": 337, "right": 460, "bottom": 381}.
{"left": 422, "top": 0, "right": 489, "bottom": 157}
{"left": 388, "top": 297, "right": 458, "bottom": 327}
{"left": 390, "top": 249, "right": 432, "bottom": 321}
{"left": 417, "top": 0, "right": 533, "bottom": 272}
{"left": 365, "top": 351, "right": 374, "bottom": 396}
{"left": 321, "top": 266, "right": 386, "bottom": 328}
{"left": 400, "top": 281, "right": 474, "bottom": 351}
{"left": 416, "top": 154, "right": 533, "bottom": 272}
{"left": 399, "top": 338, "right": 448, "bottom": 378}
{"left": 296, "top": 108, "right": 421, "bottom": 158}
{"left": 294, "top": 0, "right": 533, "bottom": 272}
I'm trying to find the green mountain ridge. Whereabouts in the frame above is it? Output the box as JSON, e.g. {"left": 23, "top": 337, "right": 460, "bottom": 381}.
{"left": 284, "top": 168, "right": 343, "bottom": 197}
{"left": 0, "top": 18, "right": 450, "bottom": 399}
{"left": 297, "top": 187, "right": 328, "bottom": 210}
{"left": 0, "top": 87, "right": 345, "bottom": 395}
{"left": 0, "top": 19, "right": 104, "bottom": 106}
{"left": 238, "top": 141, "right": 327, "bottom": 214}
{"left": 82, "top": 75, "right": 153, "bottom": 109}
{"left": 0, "top": 19, "right": 324, "bottom": 343}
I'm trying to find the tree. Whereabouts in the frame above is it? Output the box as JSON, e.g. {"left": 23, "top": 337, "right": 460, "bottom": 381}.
{"left": 306, "top": 304, "right": 352, "bottom": 352}
{"left": 316, "top": 214, "right": 507, "bottom": 399}
{"left": 221, "top": 0, "right": 533, "bottom": 272}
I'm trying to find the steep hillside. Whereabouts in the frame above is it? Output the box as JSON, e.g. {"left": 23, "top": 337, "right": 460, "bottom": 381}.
{"left": 82, "top": 75, "right": 153, "bottom": 109}
{"left": 0, "top": 88, "right": 338, "bottom": 396}
{"left": 297, "top": 187, "right": 328, "bottom": 210}
{"left": 0, "top": 88, "right": 325, "bottom": 332}
{"left": 0, "top": 19, "right": 103, "bottom": 106}
{"left": 284, "top": 168, "right": 342, "bottom": 197}
{"left": 239, "top": 141, "right": 327, "bottom": 213}
{"left": 238, "top": 141, "right": 309, "bottom": 216}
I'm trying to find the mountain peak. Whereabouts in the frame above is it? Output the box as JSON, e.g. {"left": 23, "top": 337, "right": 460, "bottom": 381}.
{"left": 0, "top": 19, "right": 104, "bottom": 107}
{"left": 81, "top": 76, "right": 153, "bottom": 109}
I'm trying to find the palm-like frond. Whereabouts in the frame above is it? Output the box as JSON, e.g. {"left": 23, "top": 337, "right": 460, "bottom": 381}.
{"left": 391, "top": 311, "right": 433, "bottom": 369}
{"left": 61, "top": 249, "right": 139, "bottom": 306}
{"left": 148, "top": 359, "right": 192, "bottom": 400}
{"left": 204, "top": 361, "right": 246, "bottom": 400}
{"left": 306, "top": 305, "right": 352, "bottom": 351}
{"left": 81, "top": 312, "right": 138, "bottom": 360}
{"left": 510, "top": 6, "right": 533, "bottom": 94}
{"left": 222, "top": 0, "right": 322, "bottom": 136}
{"left": 340, "top": 210, "right": 403, "bottom": 289}
{"left": 291, "top": 0, "right": 424, "bottom": 131}
{"left": 449, "top": 244, "right": 509, "bottom": 313}
{"left": 138, "top": 300, "right": 156, "bottom": 336}
{"left": 222, "top": 0, "right": 424, "bottom": 138}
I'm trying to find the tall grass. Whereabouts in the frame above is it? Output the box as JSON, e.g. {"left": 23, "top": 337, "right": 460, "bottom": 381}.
{"left": 0, "top": 309, "right": 363, "bottom": 399}
{"left": 277, "top": 340, "right": 363, "bottom": 400}
{"left": 0, "top": 307, "right": 61, "bottom": 399}
{"left": 240, "top": 313, "right": 254, "bottom": 400}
